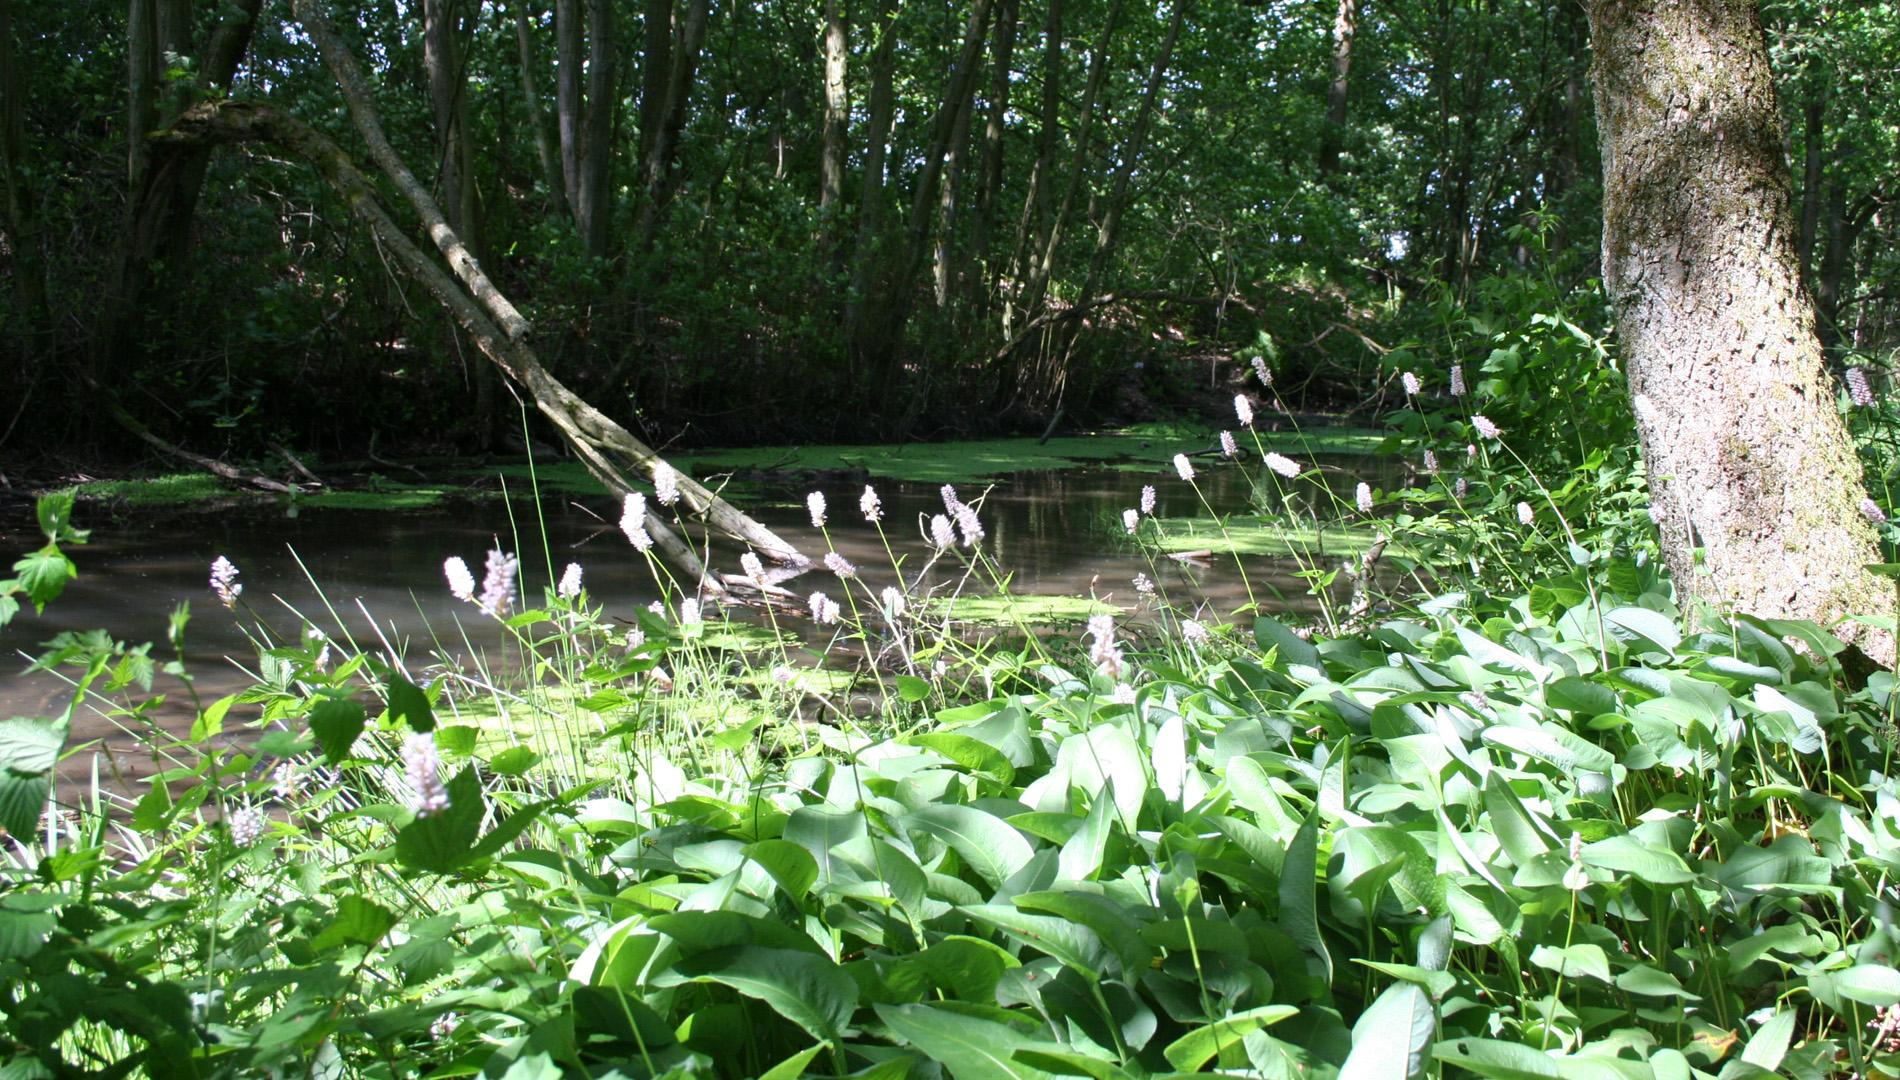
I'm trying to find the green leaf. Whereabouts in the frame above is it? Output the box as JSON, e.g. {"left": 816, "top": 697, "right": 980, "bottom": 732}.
{"left": 433, "top": 725, "right": 478, "bottom": 757}
{"left": 1529, "top": 944, "right": 1613, "bottom": 984}
{"left": 964, "top": 903, "right": 1111, "bottom": 976}
{"left": 667, "top": 947, "right": 857, "bottom": 1041}
{"left": 0, "top": 907, "right": 57, "bottom": 959}
{"left": 1432, "top": 1038, "right": 1561, "bottom": 1079}
{"left": 1833, "top": 964, "right": 1900, "bottom": 1005}
{"left": 910, "top": 732, "right": 1015, "bottom": 785}
{"left": 189, "top": 694, "right": 237, "bottom": 743}
{"left": 760, "top": 1043, "right": 830, "bottom": 1080}
{"left": 1739, "top": 1009, "right": 1795, "bottom": 1072}
{"left": 1164, "top": 1005, "right": 1302, "bottom": 1071}
{"left": 308, "top": 697, "right": 366, "bottom": 765}
{"left": 0, "top": 774, "right": 49, "bottom": 840}
{"left": 1281, "top": 813, "right": 1333, "bottom": 981}
{"left": 1256, "top": 614, "right": 1321, "bottom": 670}
{"left": 1056, "top": 790, "right": 1114, "bottom": 881}
{"left": 488, "top": 746, "right": 540, "bottom": 776}
{"left": 387, "top": 674, "right": 434, "bottom": 733}
{"left": 895, "top": 674, "right": 933, "bottom": 702}
{"left": 394, "top": 768, "right": 484, "bottom": 872}
{"left": 1581, "top": 835, "right": 1694, "bottom": 885}
{"left": 744, "top": 839, "right": 820, "bottom": 900}
{"left": 905, "top": 804, "right": 1034, "bottom": 890}
{"left": 35, "top": 489, "right": 81, "bottom": 544}
{"left": 1483, "top": 773, "right": 1554, "bottom": 865}
{"left": 0, "top": 717, "right": 65, "bottom": 776}
{"left": 1341, "top": 983, "right": 1433, "bottom": 1080}
{"left": 311, "top": 896, "right": 397, "bottom": 950}
{"left": 1602, "top": 607, "right": 1681, "bottom": 655}
{"left": 12, "top": 546, "right": 74, "bottom": 612}
{"left": 875, "top": 1003, "right": 1050, "bottom": 1080}
{"left": 1614, "top": 964, "right": 1700, "bottom": 1001}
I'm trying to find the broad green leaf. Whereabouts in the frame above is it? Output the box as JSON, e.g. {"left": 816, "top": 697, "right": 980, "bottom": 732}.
{"left": 964, "top": 903, "right": 1111, "bottom": 976}
{"left": 906, "top": 804, "right": 1034, "bottom": 889}
{"left": 1832, "top": 963, "right": 1900, "bottom": 1005}
{"left": 1602, "top": 607, "right": 1681, "bottom": 655}
{"left": 875, "top": 1003, "right": 1052, "bottom": 1080}
{"left": 387, "top": 674, "right": 435, "bottom": 733}
{"left": 1014, "top": 889, "right": 1155, "bottom": 976}
{"left": 1739, "top": 1009, "right": 1795, "bottom": 1072}
{"left": 1341, "top": 983, "right": 1433, "bottom": 1080}
{"left": 1529, "top": 944, "right": 1613, "bottom": 984}
{"left": 910, "top": 732, "right": 1015, "bottom": 785}
{"left": 1484, "top": 773, "right": 1554, "bottom": 865}
{"left": 744, "top": 839, "right": 820, "bottom": 900}
{"left": 394, "top": 767, "right": 484, "bottom": 872}
{"left": 1164, "top": 1005, "right": 1301, "bottom": 1071}
{"left": 488, "top": 746, "right": 540, "bottom": 776}
{"left": 1433, "top": 1038, "right": 1561, "bottom": 1079}
{"left": 760, "top": 1043, "right": 830, "bottom": 1080}
{"left": 311, "top": 896, "right": 397, "bottom": 950}
{"left": 668, "top": 946, "right": 857, "bottom": 1041}
{"left": 894, "top": 674, "right": 933, "bottom": 702}
{"left": 13, "top": 546, "right": 74, "bottom": 612}
{"left": 1614, "top": 965, "right": 1700, "bottom": 1000}
{"left": 0, "top": 716, "right": 65, "bottom": 776}
{"left": 1256, "top": 614, "right": 1321, "bottom": 670}
{"left": 308, "top": 697, "right": 366, "bottom": 764}
{"left": 1056, "top": 791, "right": 1114, "bottom": 881}
{"left": 189, "top": 693, "right": 237, "bottom": 743}
{"left": 0, "top": 773, "right": 49, "bottom": 840}
{"left": 1581, "top": 835, "right": 1694, "bottom": 885}
{"left": 1281, "top": 813, "right": 1333, "bottom": 980}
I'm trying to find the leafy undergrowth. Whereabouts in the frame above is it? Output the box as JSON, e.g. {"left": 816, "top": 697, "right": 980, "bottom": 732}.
{"left": 6, "top": 478, "right": 1900, "bottom": 1078}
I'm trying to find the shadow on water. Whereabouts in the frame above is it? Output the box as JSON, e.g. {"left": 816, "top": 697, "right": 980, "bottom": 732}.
{"left": 0, "top": 453, "right": 1397, "bottom": 787}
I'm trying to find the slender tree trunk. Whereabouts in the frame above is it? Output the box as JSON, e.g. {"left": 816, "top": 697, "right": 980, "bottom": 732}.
{"left": 554, "top": 0, "right": 583, "bottom": 215}
{"left": 843, "top": 0, "right": 898, "bottom": 348}
{"left": 967, "top": 0, "right": 1018, "bottom": 308}
{"left": 514, "top": 4, "right": 570, "bottom": 219}
{"left": 931, "top": 67, "right": 978, "bottom": 310}
{"left": 861, "top": 0, "right": 994, "bottom": 396}
{"left": 638, "top": 0, "right": 673, "bottom": 167}
{"left": 1316, "top": 0, "right": 1354, "bottom": 177}
{"left": 424, "top": 0, "right": 479, "bottom": 250}
{"left": 0, "top": 0, "right": 46, "bottom": 329}
{"left": 1082, "top": 0, "right": 1184, "bottom": 293}
{"left": 576, "top": 0, "right": 616, "bottom": 257}
{"left": 1586, "top": 0, "right": 1892, "bottom": 664}
{"left": 634, "top": 0, "right": 709, "bottom": 255}
{"left": 127, "top": 0, "right": 158, "bottom": 192}
{"left": 1003, "top": 0, "right": 1062, "bottom": 335}
{"left": 818, "top": 0, "right": 848, "bottom": 220}
{"left": 1815, "top": 152, "right": 1850, "bottom": 346}
{"left": 1020, "top": 0, "right": 1122, "bottom": 324}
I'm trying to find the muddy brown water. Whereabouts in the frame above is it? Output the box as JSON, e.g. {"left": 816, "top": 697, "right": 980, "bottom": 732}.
{"left": 0, "top": 457, "right": 1390, "bottom": 791}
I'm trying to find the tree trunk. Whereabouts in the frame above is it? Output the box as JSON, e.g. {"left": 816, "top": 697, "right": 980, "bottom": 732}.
{"left": 296, "top": 0, "right": 531, "bottom": 342}
{"left": 1003, "top": 0, "right": 1062, "bottom": 336}
{"left": 1586, "top": 0, "right": 1893, "bottom": 663}
{"left": 638, "top": 0, "right": 673, "bottom": 168}
{"left": 554, "top": 0, "right": 583, "bottom": 216}
{"left": 424, "top": 0, "right": 480, "bottom": 252}
{"left": 1082, "top": 0, "right": 1184, "bottom": 293}
{"left": 1020, "top": 0, "right": 1122, "bottom": 327}
{"left": 843, "top": 0, "right": 899, "bottom": 351}
{"left": 576, "top": 0, "right": 616, "bottom": 258}
{"left": 634, "top": 0, "right": 709, "bottom": 255}
{"left": 514, "top": 4, "right": 570, "bottom": 219}
{"left": 1316, "top": 0, "right": 1354, "bottom": 177}
{"left": 860, "top": 0, "right": 994, "bottom": 397}
{"left": 967, "top": 0, "right": 1018, "bottom": 310}
{"left": 0, "top": 0, "right": 46, "bottom": 330}
{"left": 818, "top": 0, "right": 847, "bottom": 220}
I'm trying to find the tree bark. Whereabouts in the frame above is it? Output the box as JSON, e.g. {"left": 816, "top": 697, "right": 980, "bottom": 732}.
{"left": 634, "top": 0, "right": 710, "bottom": 255}
{"left": 967, "top": 0, "right": 1019, "bottom": 309}
{"left": 0, "top": 0, "right": 46, "bottom": 329}
{"left": 576, "top": 0, "right": 616, "bottom": 258}
{"left": 638, "top": 0, "right": 673, "bottom": 168}
{"left": 1020, "top": 0, "right": 1122, "bottom": 326}
{"left": 818, "top": 0, "right": 848, "bottom": 219}
{"left": 1003, "top": 0, "right": 1062, "bottom": 335}
{"left": 1586, "top": 0, "right": 1893, "bottom": 663}
{"left": 843, "top": 0, "right": 899, "bottom": 351}
{"left": 1316, "top": 0, "right": 1354, "bottom": 177}
{"left": 1796, "top": 70, "right": 1824, "bottom": 284}
{"left": 424, "top": 0, "right": 480, "bottom": 252}
{"left": 555, "top": 0, "right": 583, "bottom": 215}
{"left": 514, "top": 4, "right": 570, "bottom": 219}
{"left": 1083, "top": 0, "right": 1184, "bottom": 293}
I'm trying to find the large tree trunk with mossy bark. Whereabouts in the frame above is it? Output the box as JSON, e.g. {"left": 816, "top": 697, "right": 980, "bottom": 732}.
{"left": 1586, "top": 0, "right": 1893, "bottom": 664}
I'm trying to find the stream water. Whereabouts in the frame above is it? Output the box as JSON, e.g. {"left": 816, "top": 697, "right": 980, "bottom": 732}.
{"left": 0, "top": 453, "right": 1389, "bottom": 786}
